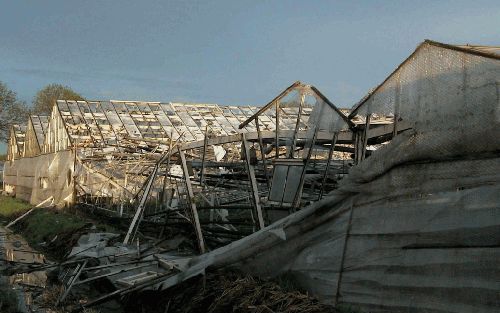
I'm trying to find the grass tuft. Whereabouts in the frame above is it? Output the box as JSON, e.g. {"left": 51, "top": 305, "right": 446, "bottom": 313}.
{"left": 18, "top": 208, "right": 86, "bottom": 245}
{"left": 0, "top": 195, "right": 32, "bottom": 224}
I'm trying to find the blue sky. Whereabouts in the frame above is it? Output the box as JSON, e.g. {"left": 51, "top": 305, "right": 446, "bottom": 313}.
{"left": 1, "top": 0, "right": 499, "bottom": 153}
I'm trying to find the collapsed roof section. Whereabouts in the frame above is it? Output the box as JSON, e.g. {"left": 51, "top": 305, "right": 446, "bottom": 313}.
{"left": 118, "top": 82, "right": 357, "bottom": 252}
{"left": 53, "top": 99, "right": 322, "bottom": 151}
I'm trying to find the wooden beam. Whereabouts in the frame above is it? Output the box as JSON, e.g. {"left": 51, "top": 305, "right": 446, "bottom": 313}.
{"left": 242, "top": 134, "right": 265, "bottom": 229}
{"left": 354, "top": 131, "right": 362, "bottom": 165}
{"left": 361, "top": 114, "right": 371, "bottom": 161}
{"left": 318, "top": 132, "right": 338, "bottom": 200}
{"left": 238, "top": 81, "right": 301, "bottom": 129}
{"left": 57, "top": 260, "right": 88, "bottom": 305}
{"left": 199, "top": 126, "right": 209, "bottom": 185}
{"left": 123, "top": 162, "right": 159, "bottom": 244}
{"left": 292, "top": 101, "right": 324, "bottom": 209}
{"left": 179, "top": 147, "right": 206, "bottom": 253}
{"left": 123, "top": 148, "right": 175, "bottom": 244}
{"left": 289, "top": 92, "right": 305, "bottom": 158}
{"left": 178, "top": 122, "right": 406, "bottom": 152}
{"left": 275, "top": 100, "right": 280, "bottom": 159}
{"left": 160, "top": 134, "right": 174, "bottom": 205}
{"left": 309, "top": 86, "right": 355, "bottom": 129}
{"left": 255, "top": 117, "right": 271, "bottom": 188}
{"left": 178, "top": 130, "right": 352, "bottom": 151}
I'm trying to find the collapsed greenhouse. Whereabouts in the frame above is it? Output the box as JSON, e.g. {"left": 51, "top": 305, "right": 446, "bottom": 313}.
{"left": 2, "top": 40, "right": 500, "bottom": 312}
{"left": 5, "top": 81, "right": 394, "bottom": 250}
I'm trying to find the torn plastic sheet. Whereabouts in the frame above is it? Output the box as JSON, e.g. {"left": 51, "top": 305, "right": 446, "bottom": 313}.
{"left": 145, "top": 127, "right": 500, "bottom": 313}
{"left": 212, "top": 145, "right": 226, "bottom": 162}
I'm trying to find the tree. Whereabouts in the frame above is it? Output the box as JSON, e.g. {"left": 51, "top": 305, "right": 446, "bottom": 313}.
{"left": 33, "top": 84, "right": 84, "bottom": 115}
{"left": 0, "top": 81, "right": 30, "bottom": 142}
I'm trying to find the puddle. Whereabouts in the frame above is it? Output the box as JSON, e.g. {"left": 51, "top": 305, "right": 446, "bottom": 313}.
{"left": 0, "top": 226, "right": 48, "bottom": 312}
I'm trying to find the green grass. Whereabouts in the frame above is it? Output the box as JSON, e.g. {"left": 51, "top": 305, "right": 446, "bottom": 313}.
{"left": 19, "top": 209, "right": 86, "bottom": 244}
{"left": 0, "top": 195, "right": 32, "bottom": 224}
{"left": 0, "top": 196, "right": 116, "bottom": 259}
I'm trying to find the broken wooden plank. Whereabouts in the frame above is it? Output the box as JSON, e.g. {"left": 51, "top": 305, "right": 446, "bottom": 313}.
{"left": 57, "top": 259, "right": 88, "bottom": 305}
{"left": 6, "top": 208, "right": 35, "bottom": 228}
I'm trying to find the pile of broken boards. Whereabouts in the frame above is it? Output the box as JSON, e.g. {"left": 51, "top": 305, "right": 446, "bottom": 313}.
{"left": 54, "top": 232, "right": 197, "bottom": 312}
{"left": 50, "top": 232, "right": 338, "bottom": 313}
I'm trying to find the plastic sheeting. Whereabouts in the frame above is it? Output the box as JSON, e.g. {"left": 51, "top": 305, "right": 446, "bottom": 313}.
{"left": 166, "top": 130, "right": 500, "bottom": 313}
{"left": 157, "top": 43, "right": 500, "bottom": 313}
{"left": 3, "top": 150, "right": 75, "bottom": 208}
{"left": 354, "top": 42, "right": 500, "bottom": 135}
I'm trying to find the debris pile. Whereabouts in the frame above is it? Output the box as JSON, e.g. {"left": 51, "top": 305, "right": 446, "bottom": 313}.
{"left": 125, "top": 270, "right": 338, "bottom": 313}
{"left": 51, "top": 232, "right": 195, "bottom": 311}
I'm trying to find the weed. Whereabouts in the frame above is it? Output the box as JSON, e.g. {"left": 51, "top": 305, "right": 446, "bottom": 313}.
{"left": 0, "top": 195, "right": 32, "bottom": 224}
{"left": 17, "top": 208, "right": 85, "bottom": 245}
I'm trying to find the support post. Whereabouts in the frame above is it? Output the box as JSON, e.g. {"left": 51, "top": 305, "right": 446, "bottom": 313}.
{"left": 72, "top": 146, "right": 77, "bottom": 206}
{"left": 289, "top": 92, "right": 305, "bottom": 158}
{"left": 393, "top": 74, "right": 401, "bottom": 138}
{"left": 292, "top": 122, "right": 319, "bottom": 210}
{"left": 179, "top": 147, "right": 206, "bottom": 253}
{"left": 242, "top": 134, "right": 265, "bottom": 229}
{"left": 123, "top": 149, "right": 173, "bottom": 245}
{"left": 123, "top": 163, "right": 159, "bottom": 244}
{"left": 354, "top": 126, "right": 367, "bottom": 165}
{"left": 360, "top": 114, "right": 371, "bottom": 161}
{"left": 161, "top": 136, "right": 174, "bottom": 206}
{"left": 275, "top": 100, "right": 280, "bottom": 159}
{"left": 318, "top": 132, "right": 338, "bottom": 200}
{"left": 159, "top": 137, "right": 174, "bottom": 238}
{"left": 200, "top": 126, "right": 209, "bottom": 185}
{"left": 255, "top": 117, "right": 271, "bottom": 188}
